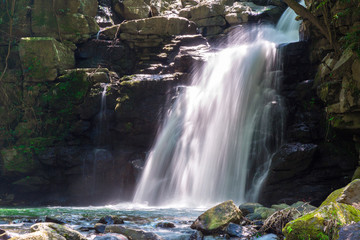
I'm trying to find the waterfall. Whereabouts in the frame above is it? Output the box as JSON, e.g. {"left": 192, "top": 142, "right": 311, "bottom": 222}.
{"left": 133, "top": 5, "right": 303, "bottom": 206}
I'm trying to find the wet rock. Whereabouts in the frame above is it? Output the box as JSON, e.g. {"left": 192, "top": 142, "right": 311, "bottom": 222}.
{"left": 239, "top": 202, "right": 263, "bottom": 216}
{"left": 155, "top": 222, "right": 175, "bottom": 228}
{"left": 338, "top": 223, "right": 360, "bottom": 240}
{"left": 255, "top": 233, "right": 279, "bottom": 240}
{"left": 94, "top": 233, "right": 128, "bottom": 240}
{"left": 95, "top": 223, "right": 107, "bottom": 233}
{"left": 19, "top": 37, "right": 75, "bottom": 82}
{"left": 246, "top": 213, "right": 262, "bottom": 221}
{"left": 189, "top": 231, "right": 204, "bottom": 240}
{"left": 254, "top": 207, "right": 276, "bottom": 220}
{"left": 45, "top": 216, "right": 65, "bottom": 224}
{"left": 0, "top": 229, "right": 10, "bottom": 240}
{"left": 190, "top": 200, "right": 242, "bottom": 234}
{"left": 174, "top": 44, "right": 209, "bottom": 73}
{"left": 31, "top": 223, "right": 86, "bottom": 240}
{"left": 10, "top": 222, "right": 86, "bottom": 240}
{"left": 265, "top": 143, "right": 318, "bottom": 183}
{"left": 98, "top": 216, "right": 124, "bottom": 225}
{"left": 105, "top": 225, "right": 164, "bottom": 240}
{"left": 225, "top": 223, "right": 242, "bottom": 237}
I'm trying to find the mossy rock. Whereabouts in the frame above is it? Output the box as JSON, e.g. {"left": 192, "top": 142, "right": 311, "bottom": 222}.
{"left": 283, "top": 202, "right": 360, "bottom": 240}
{"left": 19, "top": 37, "right": 75, "bottom": 82}
{"left": 43, "top": 70, "right": 90, "bottom": 109}
{"left": 27, "top": 222, "right": 86, "bottom": 240}
{"left": 0, "top": 148, "right": 37, "bottom": 175}
{"left": 190, "top": 200, "right": 242, "bottom": 234}
{"left": 321, "top": 179, "right": 360, "bottom": 207}
{"left": 31, "top": 0, "right": 99, "bottom": 43}
{"left": 254, "top": 207, "right": 276, "bottom": 219}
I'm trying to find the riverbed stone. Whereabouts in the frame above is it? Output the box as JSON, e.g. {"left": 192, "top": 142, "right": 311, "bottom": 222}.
{"left": 30, "top": 223, "right": 87, "bottom": 240}
{"left": 94, "top": 233, "right": 128, "bottom": 240}
{"left": 338, "top": 223, "right": 360, "bottom": 240}
{"left": 190, "top": 200, "right": 242, "bottom": 234}
{"left": 98, "top": 216, "right": 124, "bottom": 225}
{"left": 19, "top": 37, "right": 75, "bottom": 82}
{"left": 155, "top": 222, "right": 175, "bottom": 228}
{"left": 105, "top": 225, "right": 164, "bottom": 240}
{"left": 226, "top": 223, "right": 242, "bottom": 237}
{"left": 239, "top": 202, "right": 263, "bottom": 216}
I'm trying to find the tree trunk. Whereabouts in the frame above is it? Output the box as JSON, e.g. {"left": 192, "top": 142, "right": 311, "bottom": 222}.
{"left": 282, "top": 0, "right": 330, "bottom": 42}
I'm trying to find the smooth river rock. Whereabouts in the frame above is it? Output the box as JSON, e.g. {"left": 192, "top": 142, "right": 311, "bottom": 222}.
{"left": 190, "top": 200, "right": 242, "bottom": 234}
{"left": 105, "top": 225, "right": 164, "bottom": 240}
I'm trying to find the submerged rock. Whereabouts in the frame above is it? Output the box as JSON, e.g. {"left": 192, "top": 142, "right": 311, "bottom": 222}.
{"left": 189, "top": 231, "right": 204, "bottom": 240}
{"left": 155, "top": 222, "right": 175, "bottom": 228}
{"left": 105, "top": 225, "right": 164, "bottom": 240}
{"left": 190, "top": 200, "right": 242, "bottom": 234}
{"left": 94, "top": 233, "right": 128, "bottom": 240}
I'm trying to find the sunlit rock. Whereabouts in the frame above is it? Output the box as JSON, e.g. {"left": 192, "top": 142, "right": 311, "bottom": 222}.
{"left": 112, "top": 0, "right": 151, "bottom": 20}
{"left": 190, "top": 200, "right": 242, "bottom": 234}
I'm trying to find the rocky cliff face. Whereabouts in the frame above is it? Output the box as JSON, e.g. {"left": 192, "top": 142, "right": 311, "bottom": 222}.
{"left": 0, "top": 0, "right": 287, "bottom": 205}
{"left": 0, "top": 0, "right": 358, "bottom": 206}
{"left": 260, "top": 0, "right": 360, "bottom": 206}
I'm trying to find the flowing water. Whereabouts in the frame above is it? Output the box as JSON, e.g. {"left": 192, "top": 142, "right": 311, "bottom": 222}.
{"left": 133, "top": 3, "right": 304, "bottom": 206}
{"left": 0, "top": 4, "right": 304, "bottom": 240}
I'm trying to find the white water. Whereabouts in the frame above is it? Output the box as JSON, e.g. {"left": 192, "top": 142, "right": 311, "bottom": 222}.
{"left": 133, "top": 5, "right": 303, "bottom": 206}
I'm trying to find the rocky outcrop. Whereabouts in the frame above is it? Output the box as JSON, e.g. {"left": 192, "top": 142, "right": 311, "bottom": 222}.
{"left": 19, "top": 37, "right": 75, "bottom": 82}
{"left": 259, "top": 41, "right": 358, "bottom": 206}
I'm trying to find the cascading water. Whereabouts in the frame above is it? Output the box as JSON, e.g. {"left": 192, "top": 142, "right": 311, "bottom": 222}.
{"left": 134, "top": 3, "right": 304, "bottom": 206}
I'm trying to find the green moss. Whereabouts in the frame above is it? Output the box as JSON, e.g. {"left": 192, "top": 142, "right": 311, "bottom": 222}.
{"left": 1, "top": 148, "right": 36, "bottom": 174}
{"left": 320, "top": 188, "right": 345, "bottom": 207}
{"left": 283, "top": 202, "right": 360, "bottom": 240}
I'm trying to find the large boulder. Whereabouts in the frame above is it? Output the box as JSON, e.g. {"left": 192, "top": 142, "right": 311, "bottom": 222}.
{"left": 320, "top": 179, "right": 360, "bottom": 207}
{"left": 190, "top": 200, "right": 242, "bottom": 234}
{"left": 265, "top": 143, "right": 318, "bottom": 183}
{"left": 19, "top": 37, "right": 75, "bottom": 82}
{"left": 283, "top": 180, "right": 360, "bottom": 240}
{"left": 283, "top": 202, "right": 360, "bottom": 240}
{"left": 10, "top": 223, "right": 87, "bottom": 240}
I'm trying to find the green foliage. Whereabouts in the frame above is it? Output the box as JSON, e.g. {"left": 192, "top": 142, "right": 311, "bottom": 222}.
{"left": 340, "top": 26, "right": 360, "bottom": 57}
